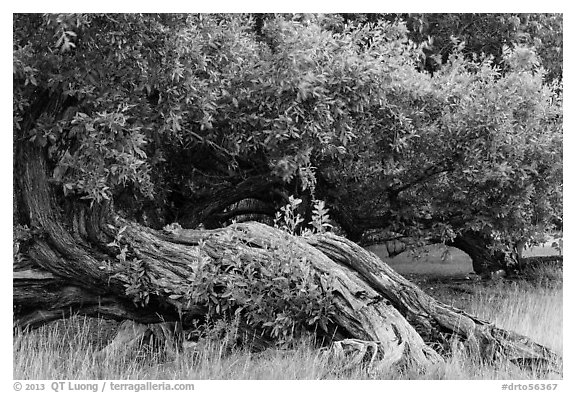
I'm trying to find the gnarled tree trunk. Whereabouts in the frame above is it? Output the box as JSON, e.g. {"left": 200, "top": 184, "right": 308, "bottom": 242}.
{"left": 14, "top": 139, "right": 560, "bottom": 374}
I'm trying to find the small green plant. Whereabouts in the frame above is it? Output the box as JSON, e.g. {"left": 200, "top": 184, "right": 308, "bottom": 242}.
{"left": 108, "top": 226, "right": 153, "bottom": 307}
{"left": 163, "top": 222, "right": 183, "bottom": 234}
{"left": 274, "top": 196, "right": 333, "bottom": 236}
{"left": 309, "top": 199, "right": 333, "bottom": 234}
{"left": 273, "top": 196, "right": 305, "bottom": 235}
{"left": 183, "top": 230, "right": 335, "bottom": 347}
{"left": 13, "top": 224, "right": 32, "bottom": 264}
{"left": 123, "top": 258, "right": 152, "bottom": 307}
{"left": 106, "top": 225, "right": 129, "bottom": 263}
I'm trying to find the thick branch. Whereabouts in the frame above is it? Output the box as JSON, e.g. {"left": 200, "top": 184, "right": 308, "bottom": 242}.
{"left": 306, "top": 233, "right": 561, "bottom": 371}
{"left": 178, "top": 174, "right": 283, "bottom": 228}
{"left": 388, "top": 160, "right": 454, "bottom": 201}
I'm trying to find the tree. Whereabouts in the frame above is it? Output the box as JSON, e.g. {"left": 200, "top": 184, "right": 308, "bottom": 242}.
{"left": 338, "top": 13, "right": 563, "bottom": 83}
{"left": 316, "top": 41, "right": 562, "bottom": 271}
{"left": 13, "top": 14, "right": 561, "bottom": 372}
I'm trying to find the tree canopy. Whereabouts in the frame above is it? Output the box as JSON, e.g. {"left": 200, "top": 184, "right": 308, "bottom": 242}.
{"left": 14, "top": 13, "right": 562, "bottom": 272}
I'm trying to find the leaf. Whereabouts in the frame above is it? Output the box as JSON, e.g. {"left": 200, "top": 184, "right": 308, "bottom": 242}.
{"left": 37, "top": 136, "right": 47, "bottom": 147}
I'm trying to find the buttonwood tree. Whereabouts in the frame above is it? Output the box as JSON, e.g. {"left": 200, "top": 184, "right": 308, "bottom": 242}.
{"left": 13, "top": 14, "right": 561, "bottom": 371}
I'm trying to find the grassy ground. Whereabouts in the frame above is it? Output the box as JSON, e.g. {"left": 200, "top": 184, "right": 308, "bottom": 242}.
{"left": 13, "top": 262, "right": 562, "bottom": 380}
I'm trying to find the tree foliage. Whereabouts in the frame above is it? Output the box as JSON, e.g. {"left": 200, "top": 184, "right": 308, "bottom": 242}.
{"left": 340, "top": 13, "right": 563, "bottom": 83}
{"left": 13, "top": 13, "right": 562, "bottom": 270}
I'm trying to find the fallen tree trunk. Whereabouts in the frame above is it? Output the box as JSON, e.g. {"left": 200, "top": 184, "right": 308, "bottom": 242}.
{"left": 14, "top": 219, "right": 561, "bottom": 372}
{"left": 306, "top": 234, "right": 561, "bottom": 368}
{"left": 14, "top": 135, "right": 561, "bottom": 374}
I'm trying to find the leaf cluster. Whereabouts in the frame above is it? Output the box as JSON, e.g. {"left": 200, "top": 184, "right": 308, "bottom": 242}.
{"left": 181, "top": 234, "right": 335, "bottom": 346}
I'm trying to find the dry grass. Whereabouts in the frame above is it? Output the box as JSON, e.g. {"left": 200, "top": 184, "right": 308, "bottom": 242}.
{"left": 422, "top": 274, "right": 563, "bottom": 379}
{"left": 13, "top": 264, "right": 562, "bottom": 380}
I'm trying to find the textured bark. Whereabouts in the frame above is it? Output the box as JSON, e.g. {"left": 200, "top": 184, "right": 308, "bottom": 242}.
{"left": 306, "top": 235, "right": 561, "bottom": 369}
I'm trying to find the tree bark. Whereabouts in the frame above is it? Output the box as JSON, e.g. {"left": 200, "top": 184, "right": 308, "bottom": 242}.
{"left": 448, "top": 231, "right": 511, "bottom": 274}
{"left": 306, "top": 234, "right": 560, "bottom": 369}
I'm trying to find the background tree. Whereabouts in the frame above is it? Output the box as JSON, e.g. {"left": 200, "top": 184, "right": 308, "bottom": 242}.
{"left": 338, "top": 13, "right": 563, "bottom": 83}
